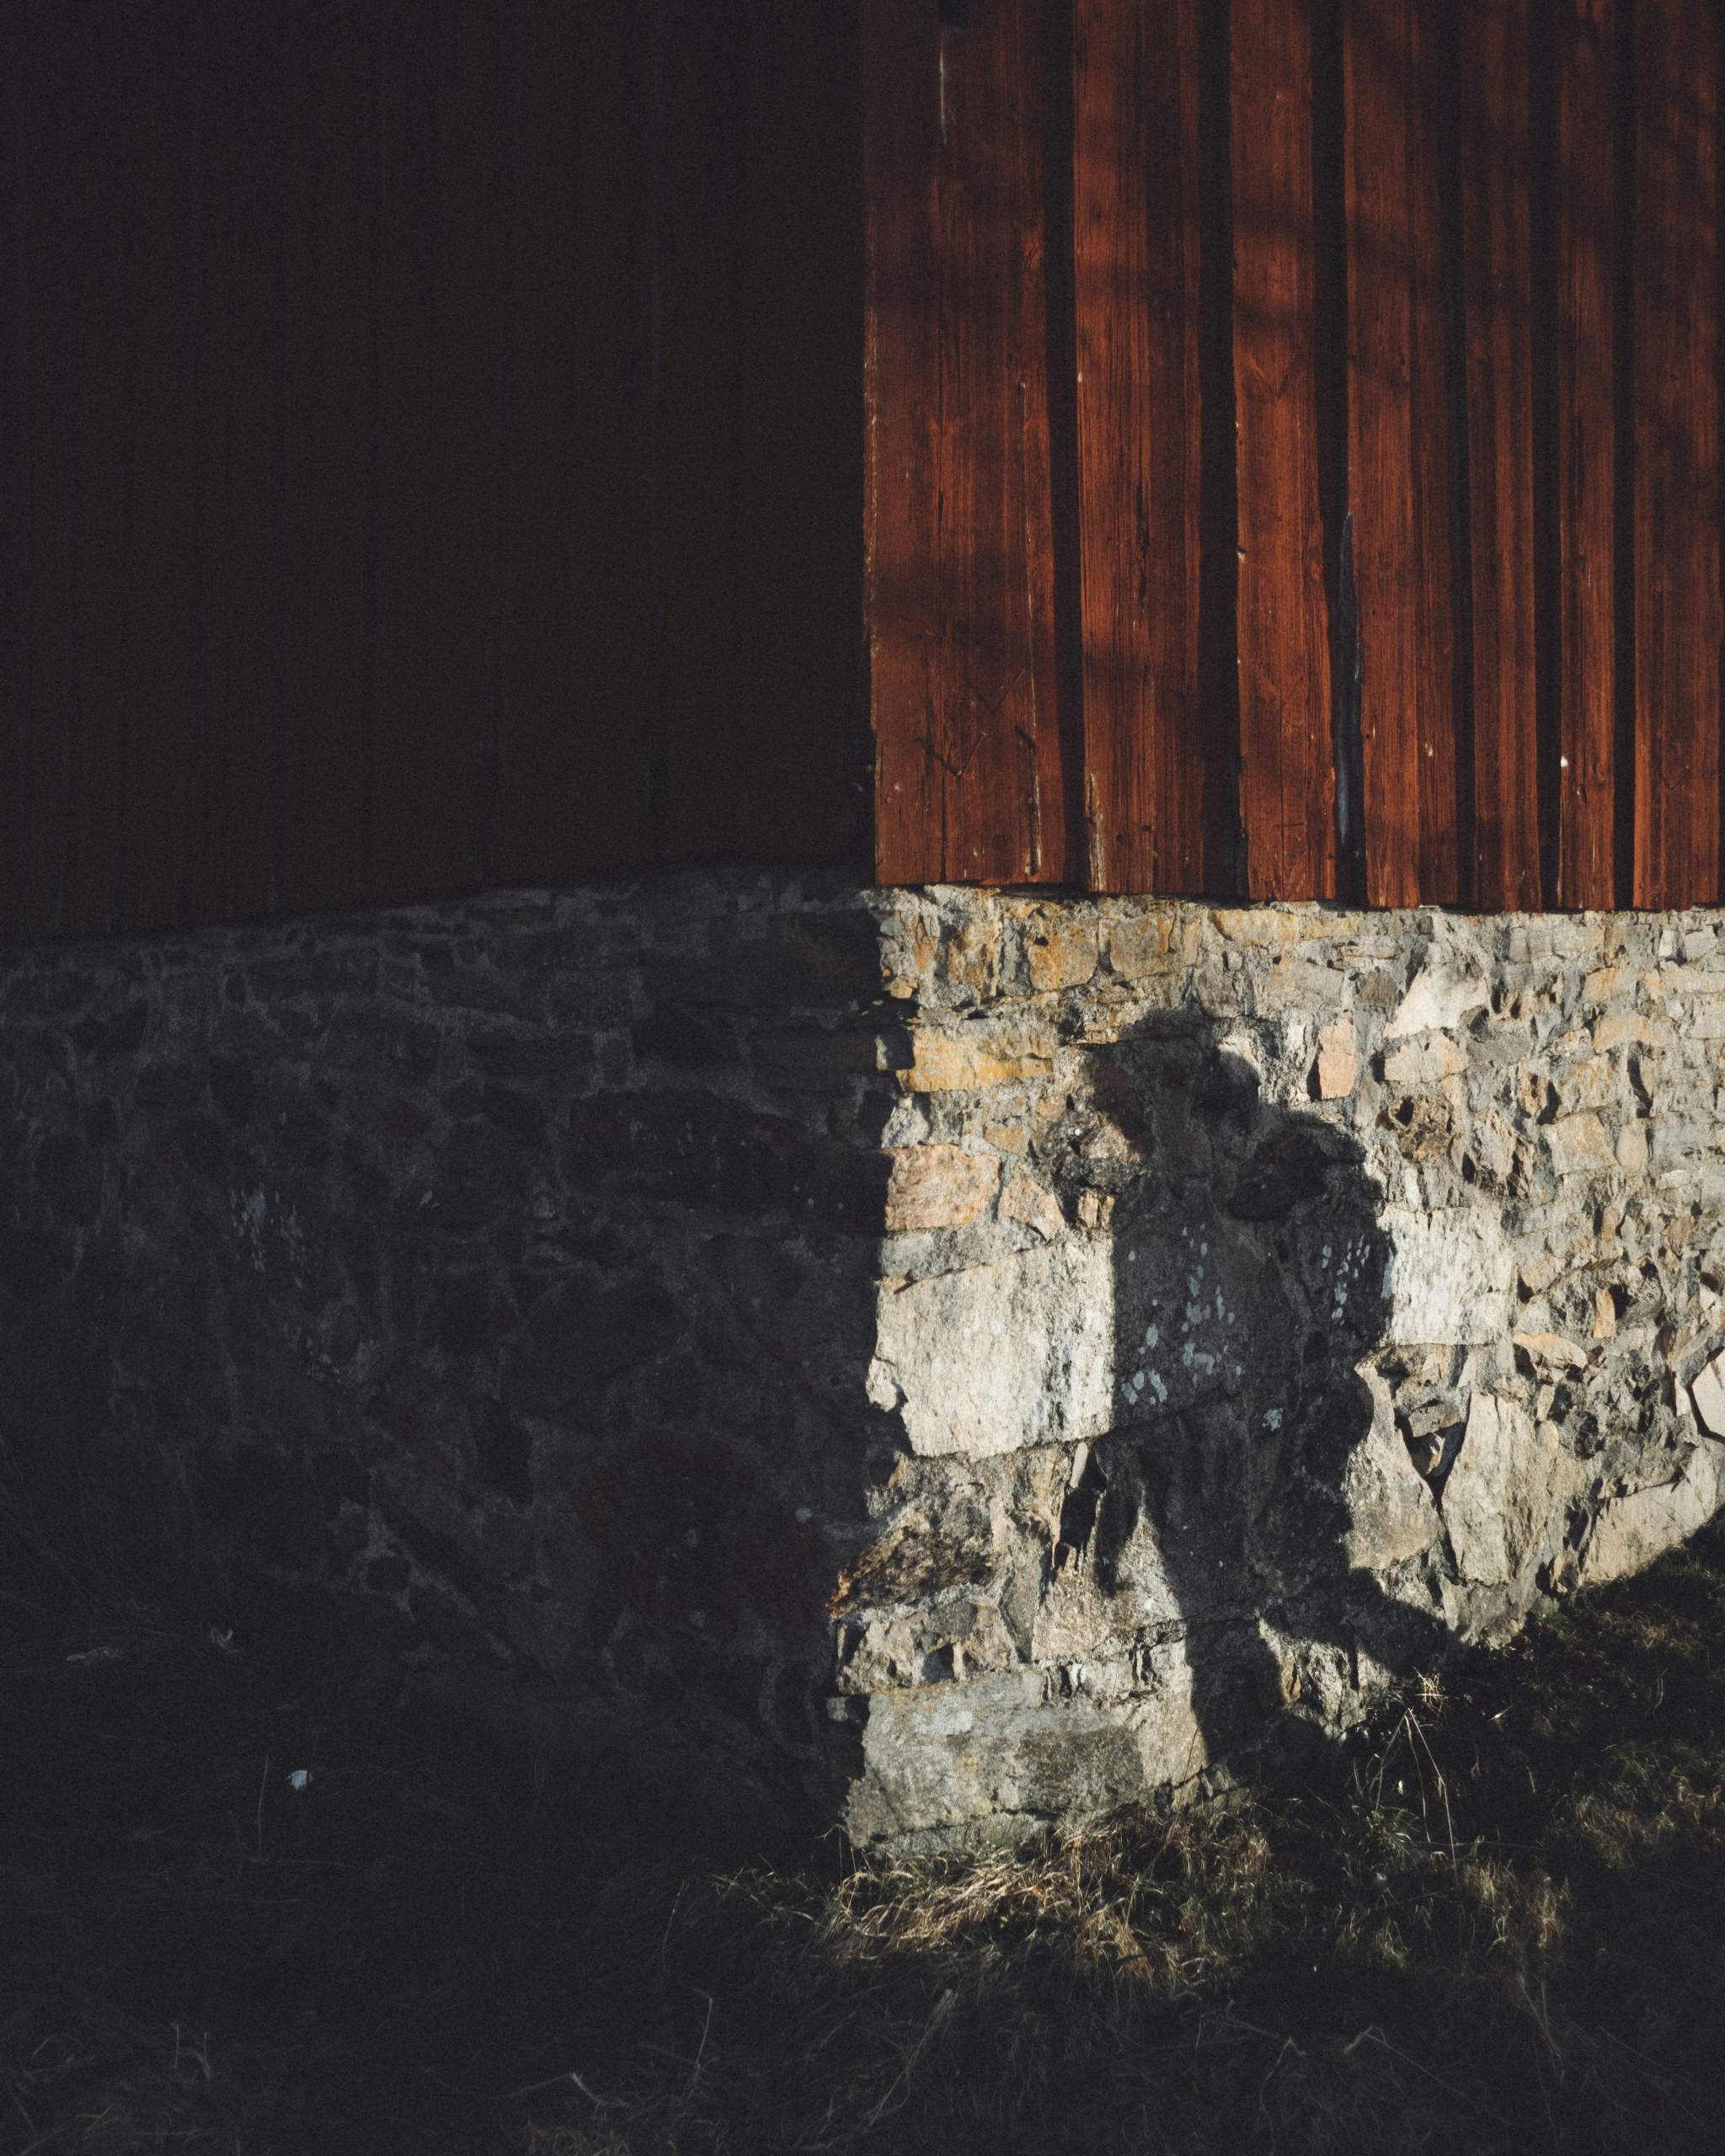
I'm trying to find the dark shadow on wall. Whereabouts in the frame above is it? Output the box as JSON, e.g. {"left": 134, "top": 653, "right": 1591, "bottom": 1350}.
{"left": 1039, "top": 1002, "right": 1454, "bottom": 1799}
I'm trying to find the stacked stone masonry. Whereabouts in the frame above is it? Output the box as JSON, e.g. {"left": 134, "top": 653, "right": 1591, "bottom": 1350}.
{"left": 3, "top": 869, "right": 1725, "bottom": 1848}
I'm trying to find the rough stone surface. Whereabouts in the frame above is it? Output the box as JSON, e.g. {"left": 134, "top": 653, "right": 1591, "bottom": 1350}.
{"left": 4, "top": 872, "right": 1725, "bottom": 1848}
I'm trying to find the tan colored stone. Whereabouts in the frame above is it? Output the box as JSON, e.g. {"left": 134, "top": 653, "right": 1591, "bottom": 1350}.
{"left": 1001, "top": 1172, "right": 1066, "bottom": 1240}
{"left": 882, "top": 915, "right": 938, "bottom": 1000}
{"left": 1260, "top": 955, "right": 1339, "bottom": 1014}
{"left": 1314, "top": 1015, "right": 1358, "bottom": 1099}
{"left": 1616, "top": 1120, "right": 1649, "bottom": 1172}
{"left": 983, "top": 1123, "right": 1028, "bottom": 1155}
{"left": 1076, "top": 1189, "right": 1115, "bottom": 1230}
{"left": 898, "top": 1030, "right": 1053, "bottom": 1093}
{"left": 1592, "top": 1286, "right": 1618, "bottom": 1340}
{"left": 1557, "top": 1056, "right": 1620, "bottom": 1113}
{"left": 884, "top": 1145, "right": 1001, "bottom": 1234}
{"left": 944, "top": 920, "right": 1001, "bottom": 999}
{"left": 1513, "top": 1330, "right": 1590, "bottom": 1373}
{"left": 1582, "top": 963, "right": 1633, "bottom": 1006}
{"left": 1545, "top": 1112, "right": 1615, "bottom": 1177}
{"left": 1519, "top": 1240, "right": 1588, "bottom": 1295}
{"left": 1105, "top": 915, "right": 1176, "bottom": 980}
{"left": 1211, "top": 907, "right": 1303, "bottom": 946}
{"left": 1382, "top": 1033, "right": 1467, "bottom": 1086}
{"left": 1692, "top": 1351, "right": 1725, "bottom": 1436}
{"left": 1026, "top": 918, "right": 1099, "bottom": 994}
{"left": 1592, "top": 1008, "right": 1674, "bottom": 1052}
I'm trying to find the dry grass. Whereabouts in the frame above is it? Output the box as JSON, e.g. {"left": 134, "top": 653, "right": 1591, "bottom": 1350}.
{"left": 8, "top": 1470, "right": 1725, "bottom": 2153}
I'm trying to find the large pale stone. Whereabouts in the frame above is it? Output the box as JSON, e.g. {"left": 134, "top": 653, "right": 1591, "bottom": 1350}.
{"left": 1577, "top": 1440, "right": 1725, "bottom": 1586}
{"left": 1691, "top": 1350, "right": 1725, "bottom": 1435}
{"left": 843, "top": 1669, "right": 1184, "bottom": 1847}
{"left": 1582, "top": 963, "right": 1634, "bottom": 1006}
{"left": 867, "top": 1241, "right": 1114, "bottom": 1458}
{"left": 1442, "top": 1392, "right": 1560, "bottom": 1586}
{"left": 1105, "top": 915, "right": 1177, "bottom": 981}
{"left": 999, "top": 1171, "right": 1065, "bottom": 1240}
{"left": 884, "top": 1145, "right": 999, "bottom": 1232}
{"left": 1593, "top": 1008, "right": 1674, "bottom": 1051}
{"left": 1341, "top": 1368, "right": 1442, "bottom": 1571}
{"left": 1025, "top": 919, "right": 1099, "bottom": 993}
{"left": 1382, "top": 1033, "right": 1467, "bottom": 1086}
{"left": 1513, "top": 1331, "right": 1589, "bottom": 1374}
{"left": 1546, "top": 1113, "right": 1616, "bottom": 1177}
{"left": 897, "top": 1027, "right": 1053, "bottom": 1092}
{"left": 1384, "top": 951, "right": 1489, "bottom": 1038}
{"left": 1314, "top": 1015, "right": 1357, "bottom": 1099}
{"left": 1381, "top": 1207, "right": 1514, "bottom": 1344}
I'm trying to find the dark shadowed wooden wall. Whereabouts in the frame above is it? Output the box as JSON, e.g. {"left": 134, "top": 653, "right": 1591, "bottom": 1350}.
{"left": 868, "top": 0, "right": 1725, "bottom": 910}
{"left": 1, "top": 0, "right": 864, "bottom": 946}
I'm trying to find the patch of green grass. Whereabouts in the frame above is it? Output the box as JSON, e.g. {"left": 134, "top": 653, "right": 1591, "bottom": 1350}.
{"left": 8, "top": 1492, "right": 1725, "bottom": 2152}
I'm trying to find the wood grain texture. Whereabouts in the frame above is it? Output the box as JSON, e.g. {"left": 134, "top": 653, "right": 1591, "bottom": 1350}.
{"left": 866, "top": 0, "right": 943, "bottom": 883}
{"left": 1343, "top": 0, "right": 1460, "bottom": 908}
{"left": 715, "top": 0, "right": 862, "bottom": 865}
{"left": 1231, "top": 0, "right": 1335, "bottom": 901}
{"left": 200, "top": 0, "right": 277, "bottom": 928}
{"left": 1633, "top": 0, "right": 1720, "bottom": 910}
{"left": 1071, "top": 0, "right": 1204, "bottom": 894}
{"left": 1552, "top": 0, "right": 1616, "bottom": 910}
{"left": 867, "top": 0, "right": 1069, "bottom": 887}
{"left": 1461, "top": 0, "right": 1541, "bottom": 912}
{"left": 489, "top": 0, "right": 651, "bottom": 886}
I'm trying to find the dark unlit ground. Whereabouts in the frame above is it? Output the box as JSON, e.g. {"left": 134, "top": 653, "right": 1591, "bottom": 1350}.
{"left": 6, "top": 1496, "right": 1725, "bottom": 2153}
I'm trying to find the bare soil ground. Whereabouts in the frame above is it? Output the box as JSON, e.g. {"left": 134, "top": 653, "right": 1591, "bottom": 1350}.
{"left": 6, "top": 1488, "right": 1725, "bottom": 2153}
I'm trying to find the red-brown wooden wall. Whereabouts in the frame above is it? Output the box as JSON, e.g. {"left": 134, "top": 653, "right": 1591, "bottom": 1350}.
{"left": 5, "top": 2, "right": 1722, "bottom": 940}
{"left": 868, "top": 0, "right": 1725, "bottom": 910}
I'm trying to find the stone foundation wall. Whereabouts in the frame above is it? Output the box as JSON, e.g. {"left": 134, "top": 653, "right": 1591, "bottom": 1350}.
{"left": 3, "top": 871, "right": 1724, "bottom": 1847}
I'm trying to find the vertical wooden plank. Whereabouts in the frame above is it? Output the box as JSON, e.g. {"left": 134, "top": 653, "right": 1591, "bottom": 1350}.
{"left": 199, "top": 0, "right": 277, "bottom": 927}
{"left": 1232, "top": 0, "right": 1335, "bottom": 901}
{"left": 936, "top": 0, "right": 1066, "bottom": 883}
{"left": 472, "top": 0, "right": 525, "bottom": 891}
{"left": 660, "top": 0, "right": 746, "bottom": 861}
{"left": 7, "top": 0, "right": 57, "bottom": 943}
{"left": 47, "top": 0, "right": 83, "bottom": 938}
{"left": 866, "top": 0, "right": 1069, "bottom": 887}
{"left": 364, "top": 0, "right": 430, "bottom": 907}
{"left": 62, "top": 3, "right": 134, "bottom": 937}
{"left": 1460, "top": 0, "right": 1541, "bottom": 911}
{"left": 1343, "top": 0, "right": 1460, "bottom": 908}
{"left": 264, "top": 0, "right": 295, "bottom": 918}
{"left": 387, "top": 0, "right": 505, "bottom": 905}
{"left": 722, "top": 0, "right": 862, "bottom": 864}
{"left": 120, "top": 0, "right": 200, "bottom": 934}
{"left": 1071, "top": 0, "right": 1204, "bottom": 895}
{"left": 283, "top": 0, "right": 374, "bottom": 916}
{"left": 172, "top": 0, "right": 216, "bottom": 930}
{"left": 1634, "top": 0, "right": 1720, "bottom": 910}
{"left": 0, "top": 0, "right": 27, "bottom": 941}
{"left": 492, "top": 0, "right": 653, "bottom": 887}
{"left": 1551, "top": 0, "right": 1616, "bottom": 910}
{"left": 866, "top": 0, "right": 943, "bottom": 883}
